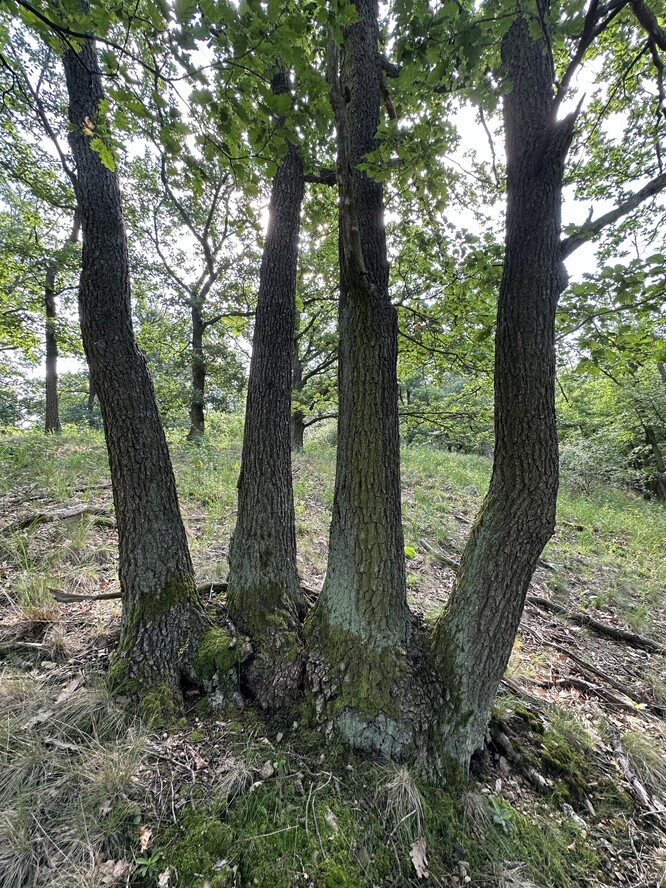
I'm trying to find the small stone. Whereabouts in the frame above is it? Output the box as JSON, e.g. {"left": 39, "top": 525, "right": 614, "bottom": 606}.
{"left": 498, "top": 756, "right": 510, "bottom": 775}
{"left": 260, "top": 760, "right": 275, "bottom": 779}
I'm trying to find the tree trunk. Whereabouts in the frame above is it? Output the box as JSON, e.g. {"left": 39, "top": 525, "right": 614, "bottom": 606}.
{"left": 645, "top": 425, "right": 666, "bottom": 501}
{"left": 44, "top": 211, "right": 80, "bottom": 434}
{"left": 290, "top": 409, "right": 305, "bottom": 451}
{"left": 658, "top": 361, "right": 666, "bottom": 389}
{"left": 307, "top": 0, "right": 411, "bottom": 757}
{"left": 62, "top": 36, "right": 207, "bottom": 695}
{"left": 291, "top": 346, "right": 305, "bottom": 451}
{"left": 227, "top": 68, "right": 306, "bottom": 709}
{"left": 187, "top": 301, "right": 205, "bottom": 441}
{"left": 431, "top": 15, "right": 577, "bottom": 765}
{"left": 44, "top": 265, "right": 61, "bottom": 434}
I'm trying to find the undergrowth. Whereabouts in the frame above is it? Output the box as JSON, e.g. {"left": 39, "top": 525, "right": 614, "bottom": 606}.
{"left": 0, "top": 669, "right": 146, "bottom": 888}
{"left": 0, "top": 421, "right": 664, "bottom": 886}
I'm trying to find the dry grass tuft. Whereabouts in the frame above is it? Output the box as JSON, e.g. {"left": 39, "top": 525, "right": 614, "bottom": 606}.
{"left": 380, "top": 764, "right": 424, "bottom": 841}
{"left": 622, "top": 729, "right": 666, "bottom": 800}
{"left": 0, "top": 668, "right": 146, "bottom": 887}
{"left": 498, "top": 861, "right": 544, "bottom": 887}
{"left": 461, "top": 790, "right": 491, "bottom": 837}
{"left": 215, "top": 754, "right": 254, "bottom": 803}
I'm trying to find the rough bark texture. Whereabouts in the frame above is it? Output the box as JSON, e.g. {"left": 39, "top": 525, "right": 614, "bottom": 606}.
{"left": 62, "top": 38, "right": 207, "bottom": 692}
{"left": 227, "top": 69, "right": 306, "bottom": 709}
{"left": 187, "top": 301, "right": 206, "bottom": 441}
{"left": 44, "top": 266, "right": 61, "bottom": 434}
{"left": 312, "top": 0, "right": 409, "bottom": 646}
{"left": 432, "top": 15, "right": 576, "bottom": 765}
{"left": 306, "top": 0, "right": 412, "bottom": 757}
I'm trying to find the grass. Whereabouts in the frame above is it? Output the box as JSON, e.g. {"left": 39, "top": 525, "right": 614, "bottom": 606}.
{"left": 0, "top": 670, "right": 146, "bottom": 888}
{"left": 0, "top": 417, "right": 665, "bottom": 886}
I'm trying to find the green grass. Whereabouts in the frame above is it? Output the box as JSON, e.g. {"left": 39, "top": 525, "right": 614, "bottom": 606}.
{"left": 2, "top": 418, "right": 664, "bottom": 633}
{"left": 0, "top": 417, "right": 664, "bottom": 886}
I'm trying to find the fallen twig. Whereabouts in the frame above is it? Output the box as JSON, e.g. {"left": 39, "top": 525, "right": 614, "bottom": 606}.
{"left": 500, "top": 677, "right": 547, "bottom": 710}
{"left": 48, "top": 580, "right": 317, "bottom": 606}
{"left": 526, "top": 595, "right": 665, "bottom": 655}
{"left": 419, "top": 539, "right": 460, "bottom": 570}
{"left": 421, "top": 540, "right": 557, "bottom": 575}
{"left": 545, "top": 642, "right": 665, "bottom": 718}
{"left": 554, "top": 676, "right": 641, "bottom": 714}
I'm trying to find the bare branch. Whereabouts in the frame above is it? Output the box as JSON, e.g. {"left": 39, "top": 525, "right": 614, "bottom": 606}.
{"left": 560, "top": 170, "right": 666, "bottom": 258}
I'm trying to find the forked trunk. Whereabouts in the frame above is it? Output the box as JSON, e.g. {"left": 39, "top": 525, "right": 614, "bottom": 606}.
{"left": 227, "top": 68, "right": 306, "bottom": 708}
{"left": 432, "top": 15, "right": 576, "bottom": 765}
{"left": 62, "top": 36, "right": 207, "bottom": 695}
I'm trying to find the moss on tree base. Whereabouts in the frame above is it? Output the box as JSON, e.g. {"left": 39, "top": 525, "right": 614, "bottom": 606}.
{"left": 306, "top": 610, "right": 467, "bottom": 783}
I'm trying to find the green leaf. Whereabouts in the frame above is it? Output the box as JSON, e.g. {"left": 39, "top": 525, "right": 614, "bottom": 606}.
{"left": 90, "top": 138, "right": 115, "bottom": 171}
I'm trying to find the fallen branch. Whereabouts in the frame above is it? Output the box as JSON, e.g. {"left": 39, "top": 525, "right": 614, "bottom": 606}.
{"left": 49, "top": 580, "right": 229, "bottom": 604}
{"left": 555, "top": 676, "right": 642, "bottom": 714}
{"left": 48, "top": 580, "right": 320, "bottom": 606}
{"left": 1, "top": 504, "right": 115, "bottom": 535}
{"left": 545, "top": 642, "right": 665, "bottom": 718}
{"left": 49, "top": 588, "right": 121, "bottom": 602}
{"left": 526, "top": 595, "right": 665, "bottom": 655}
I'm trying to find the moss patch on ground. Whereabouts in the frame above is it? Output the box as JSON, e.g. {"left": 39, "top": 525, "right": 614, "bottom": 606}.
{"left": 145, "top": 717, "right": 605, "bottom": 888}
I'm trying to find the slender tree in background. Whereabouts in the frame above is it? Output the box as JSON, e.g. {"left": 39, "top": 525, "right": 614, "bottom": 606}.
{"left": 227, "top": 67, "right": 306, "bottom": 708}
{"left": 44, "top": 210, "right": 80, "bottom": 433}
{"left": 62, "top": 34, "right": 207, "bottom": 692}
{"left": 290, "top": 193, "right": 339, "bottom": 451}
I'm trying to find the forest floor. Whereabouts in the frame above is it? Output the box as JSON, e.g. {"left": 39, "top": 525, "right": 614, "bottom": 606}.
{"left": 0, "top": 420, "right": 665, "bottom": 888}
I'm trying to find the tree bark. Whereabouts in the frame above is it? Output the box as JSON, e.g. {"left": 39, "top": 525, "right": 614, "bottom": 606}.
{"left": 306, "top": 0, "right": 412, "bottom": 758}
{"left": 44, "top": 265, "right": 61, "bottom": 434}
{"left": 432, "top": 15, "right": 577, "bottom": 765}
{"left": 227, "top": 68, "right": 306, "bottom": 709}
{"left": 187, "top": 300, "right": 206, "bottom": 441}
{"left": 62, "top": 36, "right": 207, "bottom": 694}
